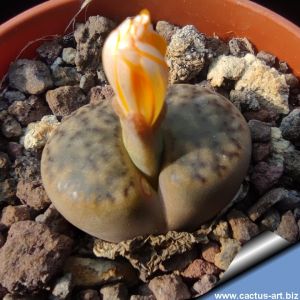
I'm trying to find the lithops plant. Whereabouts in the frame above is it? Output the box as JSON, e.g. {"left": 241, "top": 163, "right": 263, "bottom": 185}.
{"left": 41, "top": 10, "right": 251, "bottom": 242}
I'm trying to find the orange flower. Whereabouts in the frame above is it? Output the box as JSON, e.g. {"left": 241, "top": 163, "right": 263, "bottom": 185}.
{"left": 102, "top": 9, "right": 168, "bottom": 127}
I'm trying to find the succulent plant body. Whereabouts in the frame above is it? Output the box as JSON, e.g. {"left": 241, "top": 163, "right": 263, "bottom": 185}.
{"left": 41, "top": 10, "right": 251, "bottom": 242}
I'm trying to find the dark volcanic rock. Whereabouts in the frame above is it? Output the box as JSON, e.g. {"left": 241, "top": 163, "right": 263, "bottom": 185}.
{"left": 284, "top": 150, "right": 300, "bottom": 186}
{"left": 248, "top": 188, "right": 288, "bottom": 221}
{"left": 36, "top": 40, "right": 63, "bottom": 65}
{"left": 248, "top": 120, "right": 271, "bottom": 142}
{"left": 228, "top": 37, "right": 255, "bottom": 57}
{"left": 280, "top": 108, "right": 300, "bottom": 143}
{"left": 0, "top": 179, "right": 17, "bottom": 205}
{"left": 0, "top": 152, "right": 10, "bottom": 180}
{"left": 8, "top": 59, "right": 53, "bottom": 94}
{"left": 74, "top": 16, "right": 115, "bottom": 72}
{"left": 8, "top": 95, "right": 51, "bottom": 126}
{"left": 252, "top": 142, "right": 271, "bottom": 163}
{"left": 251, "top": 162, "right": 283, "bottom": 195}
{"left": 256, "top": 51, "right": 276, "bottom": 67}
{"left": 1, "top": 115, "right": 22, "bottom": 138}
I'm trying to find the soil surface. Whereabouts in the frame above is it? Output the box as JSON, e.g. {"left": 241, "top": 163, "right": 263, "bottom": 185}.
{"left": 0, "top": 15, "right": 300, "bottom": 300}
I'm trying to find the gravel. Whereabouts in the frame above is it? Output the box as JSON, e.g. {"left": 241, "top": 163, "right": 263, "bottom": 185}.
{"left": 0, "top": 14, "right": 299, "bottom": 299}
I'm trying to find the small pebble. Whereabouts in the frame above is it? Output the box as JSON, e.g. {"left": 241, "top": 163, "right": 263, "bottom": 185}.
{"left": 0, "top": 221, "right": 73, "bottom": 295}
{"left": 1, "top": 116, "right": 22, "bottom": 138}
{"left": 16, "top": 179, "right": 51, "bottom": 210}
{"left": 248, "top": 120, "right": 271, "bottom": 142}
{"left": 80, "top": 72, "right": 96, "bottom": 92}
{"left": 284, "top": 150, "right": 300, "bottom": 186}
{"left": 155, "top": 20, "right": 179, "bottom": 44}
{"left": 182, "top": 258, "right": 219, "bottom": 279}
{"left": 276, "top": 211, "right": 299, "bottom": 243}
{"left": 207, "top": 55, "right": 246, "bottom": 87}
{"left": 278, "top": 61, "right": 289, "bottom": 73}
{"left": 252, "top": 142, "right": 271, "bottom": 162}
{"left": 269, "top": 127, "right": 294, "bottom": 167}
{"left": 23, "top": 115, "right": 60, "bottom": 150}
{"left": 8, "top": 95, "right": 51, "bottom": 126}
{"left": 0, "top": 179, "right": 16, "bottom": 204}
{"left": 202, "top": 242, "right": 220, "bottom": 264}
{"left": 284, "top": 73, "right": 299, "bottom": 89}
{"left": 256, "top": 51, "right": 276, "bottom": 66}
{"left": 62, "top": 47, "right": 76, "bottom": 65}
{"left": 260, "top": 208, "right": 281, "bottom": 231}
{"left": 46, "top": 86, "right": 88, "bottom": 117}
{"left": 248, "top": 188, "right": 288, "bottom": 221}
{"left": 160, "top": 248, "right": 198, "bottom": 272}
{"left": 235, "top": 54, "right": 289, "bottom": 115}
{"left": 250, "top": 161, "right": 283, "bottom": 195}
{"left": 63, "top": 257, "right": 137, "bottom": 287}
{"left": 50, "top": 273, "right": 73, "bottom": 300}
{"left": 211, "top": 220, "right": 231, "bottom": 240}
{"left": 8, "top": 59, "right": 53, "bottom": 95}
{"left": 51, "top": 57, "right": 64, "bottom": 69}
{"left": 52, "top": 66, "right": 81, "bottom": 86}
{"left": 280, "top": 108, "right": 300, "bottom": 143}
{"left": 192, "top": 274, "right": 217, "bottom": 296}
{"left": 227, "top": 209, "right": 260, "bottom": 243}
{"left": 294, "top": 208, "right": 300, "bottom": 220}
{"left": 77, "top": 289, "right": 100, "bottom": 300}
{"left": 36, "top": 40, "right": 63, "bottom": 65}
{"left": 214, "top": 238, "right": 241, "bottom": 270}
{"left": 148, "top": 274, "right": 191, "bottom": 300}
{"left": 74, "top": 16, "right": 115, "bottom": 72}
{"left": 0, "top": 152, "right": 10, "bottom": 180}
{"left": 167, "top": 25, "right": 206, "bottom": 84}
{"left": 100, "top": 283, "right": 128, "bottom": 300}
{"left": 0, "top": 205, "right": 31, "bottom": 228}
{"left": 4, "top": 90, "right": 26, "bottom": 104}
{"left": 243, "top": 108, "right": 278, "bottom": 124}
{"left": 35, "top": 204, "right": 74, "bottom": 236}
{"left": 229, "top": 90, "right": 260, "bottom": 112}
{"left": 89, "top": 85, "right": 114, "bottom": 105}
{"left": 228, "top": 37, "right": 255, "bottom": 57}
{"left": 276, "top": 190, "right": 300, "bottom": 211}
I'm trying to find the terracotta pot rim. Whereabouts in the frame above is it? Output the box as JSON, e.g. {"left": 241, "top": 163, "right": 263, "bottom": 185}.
{"left": 1, "top": 0, "right": 299, "bottom": 38}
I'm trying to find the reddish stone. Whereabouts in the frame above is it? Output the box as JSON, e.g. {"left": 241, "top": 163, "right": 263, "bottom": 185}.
{"left": 16, "top": 179, "right": 51, "bottom": 210}
{"left": 227, "top": 209, "right": 260, "bottom": 243}
{"left": 0, "top": 221, "right": 73, "bottom": 295}
{"left": 202, "top": 242, "right": 220, "bottom": 264}
{"left": 182, "top": 258, "right": 219, "bottom": 279}
{"left": 148, "top": 274, "right": 191, "bottom": 300}
{"left": 276, "top": 211, "right": 299, "bottom": 243}
{"left": 0, "top": 205, "right": 31, "bottom": 228}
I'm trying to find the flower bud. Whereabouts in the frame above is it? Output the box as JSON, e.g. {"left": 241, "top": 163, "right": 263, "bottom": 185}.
{"left": 102, "top": 9, "right": 168, "bottom": 127}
